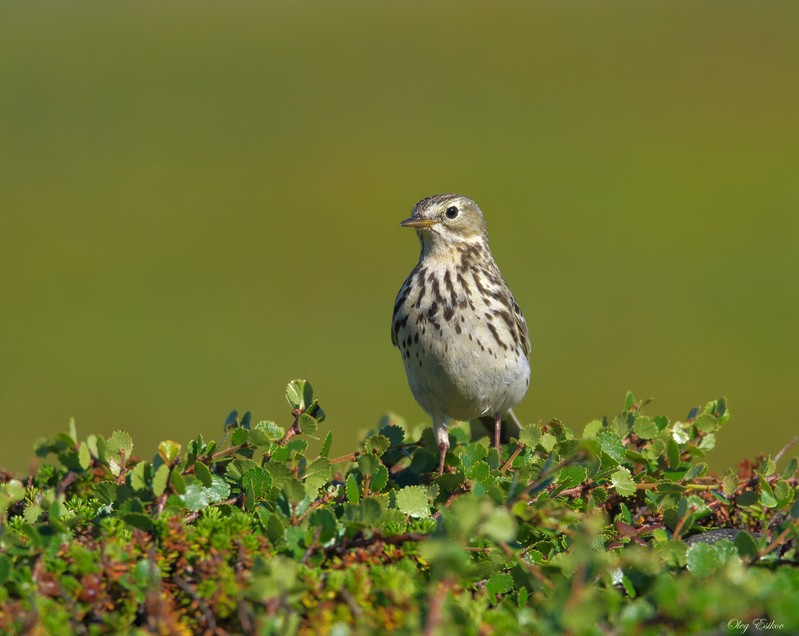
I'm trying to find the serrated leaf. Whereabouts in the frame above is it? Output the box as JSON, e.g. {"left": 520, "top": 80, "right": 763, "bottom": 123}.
{"left": 518, "top": 424, "right": 541, "bottom": 447}
{"left": 781, "top": 456, "right": 798, "bottom": 479}
{"left": 152, "top": 464, "right": 170, "bottom": 496}
{"left": 170, "top": 471, "right": 186, "bottom": 495}
{"left": 773, "top": 479, "right": 794, "bottom": 508}
{"left": 380, "top": 424, "right": 405, "bottom": 447}
{"left": 179, "top": 475, "right": 231, "bottom": 512}
{"left": 304, "top": 457, "right": 331, "bottom": 496}
{"left": 130, "top": 462, "right": 150, "bottom": 491}
{"left": 346, "top": 473, "right": 360, "bottom": 504}
{"left": 254, "top": 420, "right": 285, "bottom": 442}
{"left": 106, "top": 430, "right": 133, "bottom": 455}
{"left": 686, "top": 542, "right": 732, "bottom": 578}
{"left": 396, "top": 485, "right": 430, "bottom": 518}
{"left": 309, "top": 508, "right": 338, "bottom": 544}
{"left": 633, "top": 417, "right": 658, "bottom": 440}
{"left": 684, "top": 462, "right": 708, "bottom": 481}
{"left": 364, "top": 434, "right": 390, "bottom": 455}
{"left": 370, "top": 465, "right": 389, "bottom": 493}
{"left": 486, "top": 572, "right": 513, "bottom": 602}
{"left": 557, "top": 466, "right": 587, "bottom": 490}
{"left": 693, "top": 413, "right": 718, "bottom": 434}
{"left": 358, "top": 454, "right": 381, "bottom": 476}
{"left": 123, "top": 513, "right": 154, "bottom": 531}
{"left": 671, "top": 423, "right": 690, "bottom": 444}
{"left": 582, "top": 420, "right": 602, "bottom": 439}
{"left": 667, "top": 439, "right": 680, "bottom": 469}
{"left": 734, "top": 531, "right": 759, "bottom": 561}
{"left": 285, "top": 379, "right": 314, "bottom": 411}
{"left": 722, "top": 470, "right": 738, "bottom": 497}
{"left": 296, "top": 412, "right": 318, "bottom": 437}
{"left": 283, "top": 477, "right": 306, "bottom": 504}
{"left": 242, "top": 468, "right": 272, "bottom": 511}
{"left": 78, "top": 442, "right": 92, "bottom": 470}
{"left": 193, "top": 461, "right": 213, "bottom": 487}
{"left": 320, "top": 431, "right": 333, "bottom": 458}
{"left": 597, "top": 431, "right": 626, "bottom": 465}
{"left": 611, "top": 468, "right": 636, "bottom": 497}
{"left": 231, "top": 427, "right": 248, "bottom": 446}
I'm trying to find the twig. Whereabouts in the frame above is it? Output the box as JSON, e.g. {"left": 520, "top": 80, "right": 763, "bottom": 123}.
{"left": 500, "top": 444, "right": 525, "bottom": 473}
{"left": 671, "top": 503, "right": 697, "bottom": 541}
{"left": 774, "top": 436, "right": 799, "bottom": 464}
{"left": 423, "top": 578, "right": 450, "bottom": 636}
{"left": 759, "top": 518, "right": 799, "bottom": 557}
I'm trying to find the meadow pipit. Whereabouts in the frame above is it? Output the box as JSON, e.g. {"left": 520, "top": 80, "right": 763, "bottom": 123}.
{"left": 392, "top": 194, "right": 531, "bottom": 474}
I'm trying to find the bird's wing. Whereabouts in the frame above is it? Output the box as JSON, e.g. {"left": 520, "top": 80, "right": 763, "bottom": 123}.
{"left": 512, "top": 298, "right": 531, "bottom": 359}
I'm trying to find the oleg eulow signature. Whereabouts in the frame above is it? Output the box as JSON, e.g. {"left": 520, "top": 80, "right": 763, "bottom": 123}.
{"left": 728, "top": 618, "right": 786, "bottom": 633}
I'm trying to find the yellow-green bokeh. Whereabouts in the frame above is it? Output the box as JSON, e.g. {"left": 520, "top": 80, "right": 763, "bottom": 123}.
{"left": 2, "top": 2, "right": 797, "bottom": 475}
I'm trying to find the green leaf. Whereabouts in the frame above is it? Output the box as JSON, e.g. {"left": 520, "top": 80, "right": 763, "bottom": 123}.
{"left": 285, "top": 379, "right": 314, "bottom": 411}
{"left": 773, "top": 479, "right": 794, "bottom": 508}
{"left": 582, "top": 419, "right": 603, "bottom": 439}
{"left": 666, "top": 439, "right": 680, "bottom": 469}
{"left": 152, "top": 464, "right": 170, "bottom": 496}
{"left": 633, "top": 417, "right": 658, "bottom": 440}
{"left": 179, "top": 475, "right": 231, "bottom": 512}
{"left": 106, "top": 430, "right": 134, "bottom": 455}
{"left": 625, "top": 391, "right": 636, "bottom": 410}
{"left": 480, "top": 507, "right": 517, "bottom": 543}
{"left": 346, "top": 473, "right": 360, "bottom": 504}
{"left": 130, "top": 461, "right": 151, "bottom": 491}
{"left": 380, "top": 424, "right": 405, "bottom": 447}
{"left": 597, "top": 431, "right": 626, "bottom": 465}
{"left": 253, "top": 420, "right": 285, "bottom": 443}
{"left": 296, "top": 412, "right": 318, "bottom": 437}
{"left": 157, "top": 440, "right": 181, "bottom": 465}
{"left": 170, "top": 471, "right": 186, "bottom": 495}
{"left": 78, "top": 442, "right": 92, "bottom": 470}
{"left": 283, "top": 477, "right": 306, "bottom": 504}
{"left": 734, "top": 531, "right": 759, "bottom": 561}
{"left": 364, "top": 434, "right": 390, "bottom": 455}
{"left": 686, "top": 541, "right": 734, "bottom": 578}
{"left": 610, "top": 467, "right": 636, "bottom": 497}
{"left": 231, "top": 427, "right": 248, "bottom": 446}
{"left": 780, "top": 456, "right": 798, "bottom": 479}
{"left": 486, "top": 572, "right": 513, "bottom": 603}
{"left": 358, "top": 454, "right": 381, "bottom": 477}
{"left": 304, "top": 457, "right": 331, "bottom": 496}
{"left": 518, "top": 424, "right": 541, "bottom": 447}
{"left": 370, "top": 465, "right": 389, "bottom": 493}
{"left": 693, "top": 413, "right": 718, "bottom": 434}
{"left": 722, "top": 470, "right": 738, "bottom": 497}
{"left": 242, "top": 468, "right": 272, "bottom": 511}
{"left": 122, "top": 513, "right": 154, "bottom": 531}
{"left": 396, "top": 485, "right": 430, "bottom": 518}
{"left": 193, "top": 461, "right": 213, "bottom": 488}
{"left": 320, "top": 431, "right": 333, "bottom": 458}
{"left": 557, "top": 466, "right": 587, "bottom": 490}
{"left": 309, "top": 508, "right": 338, "bottom": 544}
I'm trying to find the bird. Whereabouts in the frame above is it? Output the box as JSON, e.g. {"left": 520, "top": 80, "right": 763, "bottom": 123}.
{"left": 392, "top": 194, "right": 531, "bottom": 474}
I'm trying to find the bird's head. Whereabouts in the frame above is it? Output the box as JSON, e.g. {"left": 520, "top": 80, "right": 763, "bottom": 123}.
{"left": 400, "top": 194, "right": 489, "bottom": 248}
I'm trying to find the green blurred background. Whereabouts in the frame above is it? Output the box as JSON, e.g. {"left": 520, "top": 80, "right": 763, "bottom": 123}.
{"left": 1, "top": 2, "right": 797, "bottom": 475}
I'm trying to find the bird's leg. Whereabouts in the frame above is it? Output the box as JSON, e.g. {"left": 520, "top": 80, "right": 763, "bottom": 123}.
{"left": 434, "top": 417, "right": 449, "bottom": 475}
{"left": 494, "top": 413, "right": 501, "bottom": 451}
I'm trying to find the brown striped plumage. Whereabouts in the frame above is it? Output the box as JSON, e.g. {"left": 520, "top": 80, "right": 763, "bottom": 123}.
{"left": 392, "top": 194, "right": 531, "bottom": 474}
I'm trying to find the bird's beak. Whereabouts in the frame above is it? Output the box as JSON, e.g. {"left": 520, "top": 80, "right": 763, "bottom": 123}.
{"left": 400, "top": 216, "right": 437, "bottom": 229}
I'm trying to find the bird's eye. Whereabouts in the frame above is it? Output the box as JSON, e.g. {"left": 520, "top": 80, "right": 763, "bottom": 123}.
{"left": 445, "top": 206, "right": 459, "bottom": 219}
